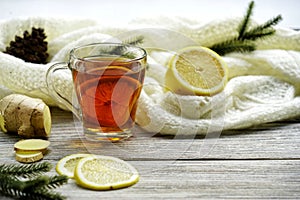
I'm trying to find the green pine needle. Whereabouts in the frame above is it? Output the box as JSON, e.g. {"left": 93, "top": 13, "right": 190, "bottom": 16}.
{"left": 250, "top": 15, "right": 282, "bottom": 33}
{"left": 242, "top": 15, "right": 282, "bottom": 40}
{"left": 115, "top": 36, "right": 145, "bottom": 58}
{"left": 0, "top": 162, "right": 52, "bottom": 178}
{"left": 0, "top": 174, "right": 25, "bottom": 194}
{"left": 0, "top": 162, "right": 67, "bottom": 200}
{"left": 210, "top": 39, "right": 255, "bottom": 56}
{"left": 29, "top": 189, "right": 67, "bottom": 200}
{"left": 23, "top": 176, "right": 50, "bottom": 192}
{"left": 39, "top": 175, "right": 69, "bottom": 190}
{"left": 242, "top": 28, "right": 276, "bottom": 41}
{"left": 238, "top": 0, "right": 255, "bottom": 39}
{"left": 123, "top": 35, "right": 144, "bottom": 46}
{"left": 100, "top": 36, "right": 144, "bottom": 59}
{"left": 208, "top": 1, "right": 282, "bottom": 55}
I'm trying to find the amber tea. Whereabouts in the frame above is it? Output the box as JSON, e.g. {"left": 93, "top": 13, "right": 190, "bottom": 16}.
{"left": 72, "top": 57, "right": 145, "bottom": 140}
{"left": 47, "top": 43, "right": 147, "bottom": 141}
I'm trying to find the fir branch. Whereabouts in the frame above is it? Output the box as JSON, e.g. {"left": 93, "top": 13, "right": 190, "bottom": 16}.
{"left": 0, "top": 162, "right": 67, "bottom": 200}
{"left": 242, "top": 28, "right": 276, "bottom": 41}
{"left": 38, "top": 175, "right": 68, "bottom": 190}
{"left": 0, "top": 174, "right": 25, "bottom": 195}
{"left": 108, "top": 35, "right": 144, "bottom": 59}
{"left": 23, "top": 175, "right": 68, "bottom": 192}
{"left": 250, "top": 15, "right": 282, "bottom": 33}
{"left": 242, "top": 15, "right": 282, "bottom": 40}
{"left": 210, "top": 39, "right": 255, "bottom": 56}
{"left": 123, "top": 35, "right": 144, "bottom": 46}
{"left": 208, "top": 1, "right": 282, "bottom": 55}
{"left": 0, "top": 162, "right": 52, "bottom": 178}
{"left": 28, "top": 189, "right": 66, "bottom": 200}
{"left": 238, "top": 0, "right": 255, "bottom": 39}
{"left": 23, "top": 176, "right": 50, "bottom": 192}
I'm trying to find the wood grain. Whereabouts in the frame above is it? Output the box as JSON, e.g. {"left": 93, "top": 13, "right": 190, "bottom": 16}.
{"left": 0, "top": 107, "right": 299, "bottom": 199}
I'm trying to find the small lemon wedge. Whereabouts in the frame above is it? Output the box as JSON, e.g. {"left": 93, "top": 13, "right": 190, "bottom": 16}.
{"left": 56, "top": 154, "right": 90, "bottom": 178}
{"left": 74, "top": 155, "right": 139, "bottom": 190}
{"left": 165, "top": 46, "right": 228, "bottom": 96}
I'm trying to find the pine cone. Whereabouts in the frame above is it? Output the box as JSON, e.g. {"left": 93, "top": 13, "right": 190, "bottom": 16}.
{"left": 4, "top": 27, "right": 49, "bottom": 64}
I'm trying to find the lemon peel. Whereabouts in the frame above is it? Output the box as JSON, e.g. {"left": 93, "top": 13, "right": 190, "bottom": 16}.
{"left": 74, "top": 155, "right": 139, "bottom": 190}
{"left": 56, "top": 154, "right": 90, "bottom": 178}
{"left": 165, "top": 46, "right": 228, "bottom": 96}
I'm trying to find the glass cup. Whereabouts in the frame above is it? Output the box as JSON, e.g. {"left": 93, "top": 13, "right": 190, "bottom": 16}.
{"left": 46, "top": 43, "right": 147, "bottom": 142}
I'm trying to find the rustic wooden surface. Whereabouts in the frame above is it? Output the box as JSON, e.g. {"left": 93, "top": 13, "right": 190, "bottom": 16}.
{"left": 0, "top": 107, "right": 299, "bottom": 199}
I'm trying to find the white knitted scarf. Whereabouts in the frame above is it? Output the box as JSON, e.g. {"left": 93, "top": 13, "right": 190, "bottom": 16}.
{"left": 0, "top": 17, "right": 299, "bottom": 135}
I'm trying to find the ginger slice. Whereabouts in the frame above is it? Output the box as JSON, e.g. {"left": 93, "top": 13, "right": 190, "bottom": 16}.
{"left": 15, "top": 151, "right": 43, "bottom": 163}
{"left": 14, "top": 139, "right": 50, "bottom": 153}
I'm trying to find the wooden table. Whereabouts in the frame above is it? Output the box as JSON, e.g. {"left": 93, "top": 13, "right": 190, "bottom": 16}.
{"left": 1, "top": 108, "right": 299, "bottom": 199}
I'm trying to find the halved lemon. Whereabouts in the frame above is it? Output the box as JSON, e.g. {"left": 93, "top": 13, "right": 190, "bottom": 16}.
{"left": 56, "top": 153, "right": 90, "bottom": 178}
{"left": 74, "top": 155, "right": 139, "bottom": 190}
{"left": 165, "top": 46, "right": 228, "bottom": 96}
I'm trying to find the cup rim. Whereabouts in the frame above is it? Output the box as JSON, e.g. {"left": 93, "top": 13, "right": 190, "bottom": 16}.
{"left": 69, "top": 42, "right": 147, "bottom": 63}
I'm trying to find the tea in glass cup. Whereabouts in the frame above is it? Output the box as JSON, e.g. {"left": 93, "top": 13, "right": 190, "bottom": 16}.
{"left": 47, "top": 43, "right": 147, "bottom": 141}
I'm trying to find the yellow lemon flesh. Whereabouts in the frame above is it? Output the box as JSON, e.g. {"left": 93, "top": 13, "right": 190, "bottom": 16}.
{"left": 74, "top": 155, "right": 139, "bottom": 190}
{"left": 165, "top": 46, "right": 228, "bottom": 96}
{"left": 56, "top": 154, "right": 90, "bottom": 178}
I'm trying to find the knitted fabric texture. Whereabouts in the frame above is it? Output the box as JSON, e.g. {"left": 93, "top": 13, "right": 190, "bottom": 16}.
{"left": 0, "top": 17, "right": 299, "bottom": 135}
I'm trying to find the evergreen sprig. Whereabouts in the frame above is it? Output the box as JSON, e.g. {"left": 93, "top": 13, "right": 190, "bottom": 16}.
{"left": 40, "top": 175, "right": 69, "bottom": 190}
{"left": 26, "top": 189, "right": 66, "bottom": 200}
{"left": 242, "top": 15, "right": 282, "bottom": 40}
{"left": 123, "top": 35, "right": 144, "bottom": 46}
{"left": 103, "top": 36, "right": 145, "bottom": 59}
{"left": 208, "top": 39, "right": 255, "bottom": 56}
{"left": 209, "top": 1, "right": 282, "bottom": 55}
{"left": 0, "top": 162, "right": 52, "bottom": 178}
{"left": 238, "top": 0, "right": 255, "bottom": 40}
{"left": 0, "top": 162, "right": 68, "bottom": 200}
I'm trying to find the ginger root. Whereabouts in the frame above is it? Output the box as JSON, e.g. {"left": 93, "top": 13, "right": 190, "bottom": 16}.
{"left": 0, "top": 94, "right": 51, "bottom": 138}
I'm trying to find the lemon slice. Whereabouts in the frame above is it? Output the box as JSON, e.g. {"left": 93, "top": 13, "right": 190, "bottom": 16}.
{"left": 56, "top": 154, "right": 90, "bottom": 178}
{"left": 74, "top": 155, "right": 139, "bottom": 190}
{"left": 165, "top": 46, "right": 228, "bottom": 95}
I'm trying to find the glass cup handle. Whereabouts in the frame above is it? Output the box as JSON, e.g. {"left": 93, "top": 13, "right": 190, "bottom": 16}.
{"left": 46, "top": 62, "right": 80, "bottom": 118}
